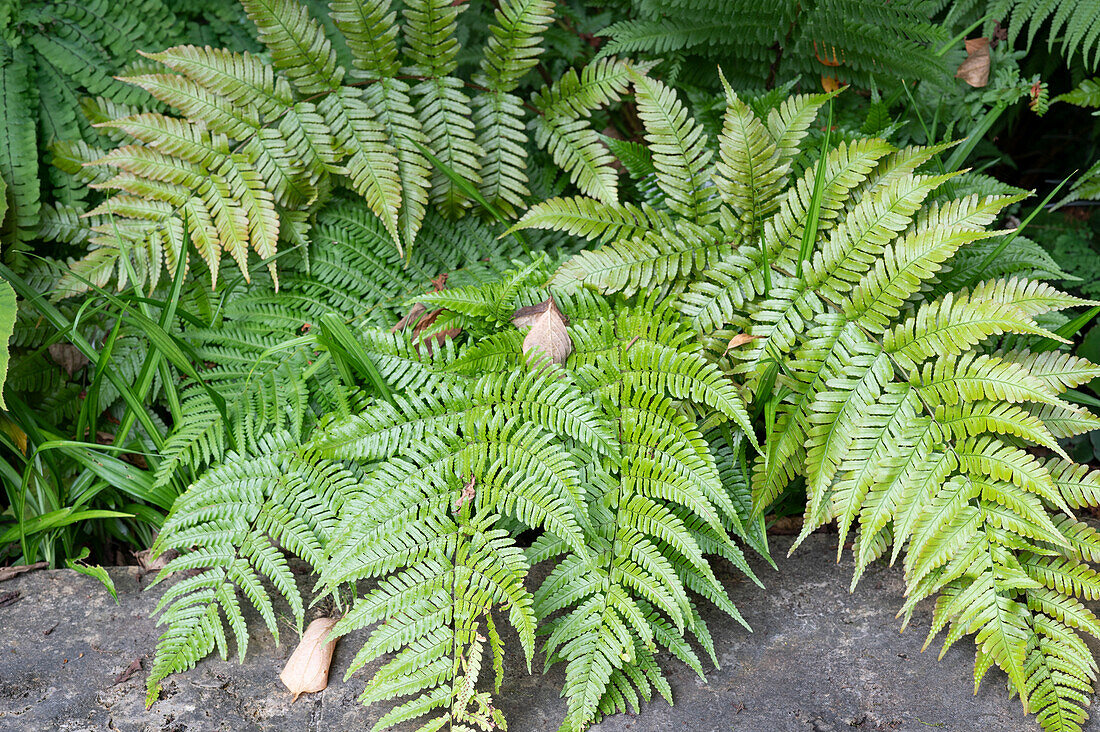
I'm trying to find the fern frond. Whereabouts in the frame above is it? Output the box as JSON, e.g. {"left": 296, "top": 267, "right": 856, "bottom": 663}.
{"left": 145, "top": 433, "right": 356, "bottom": 706}
{"left": 241, "top": 0, "right": 342, "bottom": 94}
{"left": 0, "top": 47, "right": 40, "bottom": 245}
{"left": 631, "top": 72, "right": 716, "bottom": 223}
{"left": 519, "top": 74, "right": 1100, "bottom": 732}
{"left": 531, "top": 59, "right": 637, "bottom": 205}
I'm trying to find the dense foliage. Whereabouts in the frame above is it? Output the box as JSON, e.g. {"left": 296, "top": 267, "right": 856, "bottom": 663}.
{"left": 4, "top": 1, "right": 1100, "bottom": 732}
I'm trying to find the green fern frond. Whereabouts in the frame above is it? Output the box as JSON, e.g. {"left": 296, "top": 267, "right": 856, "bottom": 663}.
{"left": 998, "top": 0, "right": 1100, "bottom": 67}
{"left": 531, "top": 58, "right": 639, "bottom": 206}
{"left": 0, "top": 46, "right": 40, "bottom": 248}
{"left": 517, "top": 75, "right": 1100, "bottom": 732}
{"left": 241, "top": 0, "right": 342, "bottom": 95}
{"left": 598, "top": 0, "right": 951, "bottom": 89}
{"left": 145, "top": 432, "right": 357, "bottom": 706}
{"left": 471, "top": 0, "right": 555, "bottom": 215}
{"left": 631, "top": 72, "right": 716, "bottom": 223}
{"left": 56, "top": 0, "right": 635, "bottom": 291}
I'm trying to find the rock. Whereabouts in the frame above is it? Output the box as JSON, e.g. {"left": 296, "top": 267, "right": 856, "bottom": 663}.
{"left": 0, "top": 535, "right": 1083, "bottom": 731}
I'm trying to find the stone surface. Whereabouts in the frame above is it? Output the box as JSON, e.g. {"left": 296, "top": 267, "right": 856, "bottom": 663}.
{"left": 0, "top": 535, "right": 1089, "bottom": 731}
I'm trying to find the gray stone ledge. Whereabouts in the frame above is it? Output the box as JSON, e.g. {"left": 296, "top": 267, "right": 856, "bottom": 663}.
{"left": 0, "top": 535, "right": 1087, "bottom": 731}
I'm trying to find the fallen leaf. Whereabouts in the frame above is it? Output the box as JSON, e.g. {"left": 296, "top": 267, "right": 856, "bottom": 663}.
{"left": 956, "top": 38, "right": 990, "bottom": 88}
{"left": 820, "top": 75, "right": 841, "bottom": 93}
{"left": 991, "top": 20, "right": 1007, "bottom": 48}
{"left": 391, "top": 303, "right": 427, "bottom": 333}
{"left": 0, "top": 561, "right": 47, "bottom": 582}
{"left": 396, "top": 274, "right": 450, "bottom": 334}
{"left": 722, "top": 333, "right": 762, "bottom": 356}
{"left": 122, "top": 452, "right": 149, "bottom": 470}
{"left": 413, "top": 310, "right": 443, "bottom": 336}
{"left": 513, "top": 297, "right": 572, "bottom": 366}
{"left": 415, "top": 327, "right": 462, "bottom": 356}
{"left": 135, "top": 548, "right": 178, "bottom": 575}
{"left": 47, "top": 343, "right": 89, "bottom": 377}
{"left": 280, "top": 617, "right": 339, "bottom": 701}
{"left": 113, "top": 658, "right": 143, "bottom": 685}
{"left": 454, "top": 476, "right": 476, "bottom": 512}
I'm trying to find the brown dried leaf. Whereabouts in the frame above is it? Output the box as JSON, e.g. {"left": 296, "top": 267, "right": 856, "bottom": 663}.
{"left": 722, "top": 333, "right": 762, "bottom": 356}
{"left": 113, "top": 658, "right": 142, "bottom": 685}
{"left": 956, "top": 38, "right": 990, "bottom": 88}
{"left": 280, "top": 617, "right": 338, "bottom": 701}
{"left": 394, "top": 273, "right": 451, "bottom": 333}
{"left": 413, "top": 310, "right": 443, "bottom": 336}
{"left": 513, "top": 297, "right": 572, "bottom": 366}
{"left": 991, "top": 20, "right": 1008, "bottom": 48}
{"left": 47, "top": 343, "right": 89, "bottom": 377}
{"left": 391, "top": 303, "right": 427, "bottom": 333}
{"left": 0, "top": 561, "right": 46, "bottom": 582}
{"left": 134, "top": 548, "right": 178, "bottom": 575}
{"left": 454, "top": 476, "right": 476, "bottom": 512}
{"left": 415, "top": 327, "right": 462, "bottom": 356}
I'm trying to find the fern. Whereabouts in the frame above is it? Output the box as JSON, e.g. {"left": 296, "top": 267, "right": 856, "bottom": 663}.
{"left": 145, "top": 432, "right": 358, "bottom": 706}
{"left": 598, "top": 0, "right": 952, "bottom": 91}
{"left": 146, "top": 242, "right": 763, "bottom": 730}
{"left": 0, "top": 0, "right": 257, "bottom": 260}
{"left": 1046, "top": 77, "right": 1100, "bottom": 209}
{"left": 519, "top": 76, "right": 1100, "bottom": 732}
{"left": 151, "top": 194, "right": 533, "bottom": 493}
{"left": 309, "top": 291, "right": 762, "bottom": 731}
{"left": 531, "top": 57, "right": 641, "bottom": 206}
{"left": 473, "top": 0, "right": 555, "bottom": 216}
{"left": 63, "top": 0, "right": 632, "bottom": 294}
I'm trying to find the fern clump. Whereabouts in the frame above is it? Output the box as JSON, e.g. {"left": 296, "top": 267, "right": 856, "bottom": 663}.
{"left": 517, "top": 74, "right": 1100, "bottom": 732}
{"left": 948, "top": 0, "right": 1100, "bottom": 68}
{"left": 64, "top": 0, "right": 636, "bottom": 295}
{"left": 126, "top": 12, "right": 1100, "bottom": 728}
{"left": 0, "top": 0, "right": 256, "bottom": 262}
{"left": 147, "top": 259, "right": 766, "bottom": 730}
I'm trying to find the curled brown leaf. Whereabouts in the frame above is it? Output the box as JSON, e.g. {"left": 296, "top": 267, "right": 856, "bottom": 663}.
{"left": 956, "top": 38, "right": 990, "bottom": 88}
{"left": 280, "top": 617, "right": 339, "bottom": 701}
{"left": 47, "top": 343, "right": 89, "bottom": 377}
{"left": 454, "top": 476, "right": 476, "bottom": 512}
{"left": 0, "top": 561, "right": 46, "bottom": 582}
{"left": 391, "top": 303, "right": 428, "bottom": 333}
{"left": 415, "top": 327, "right": 462, "bottom": 356}
{"left": 113, "top": 658, "right": 143, "bottom": 685}
{"left": 513, "top": 297, "right": 572, "bottom": 366}
{"left": 722, "top": 333, "right": 762, "bottom": 357}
